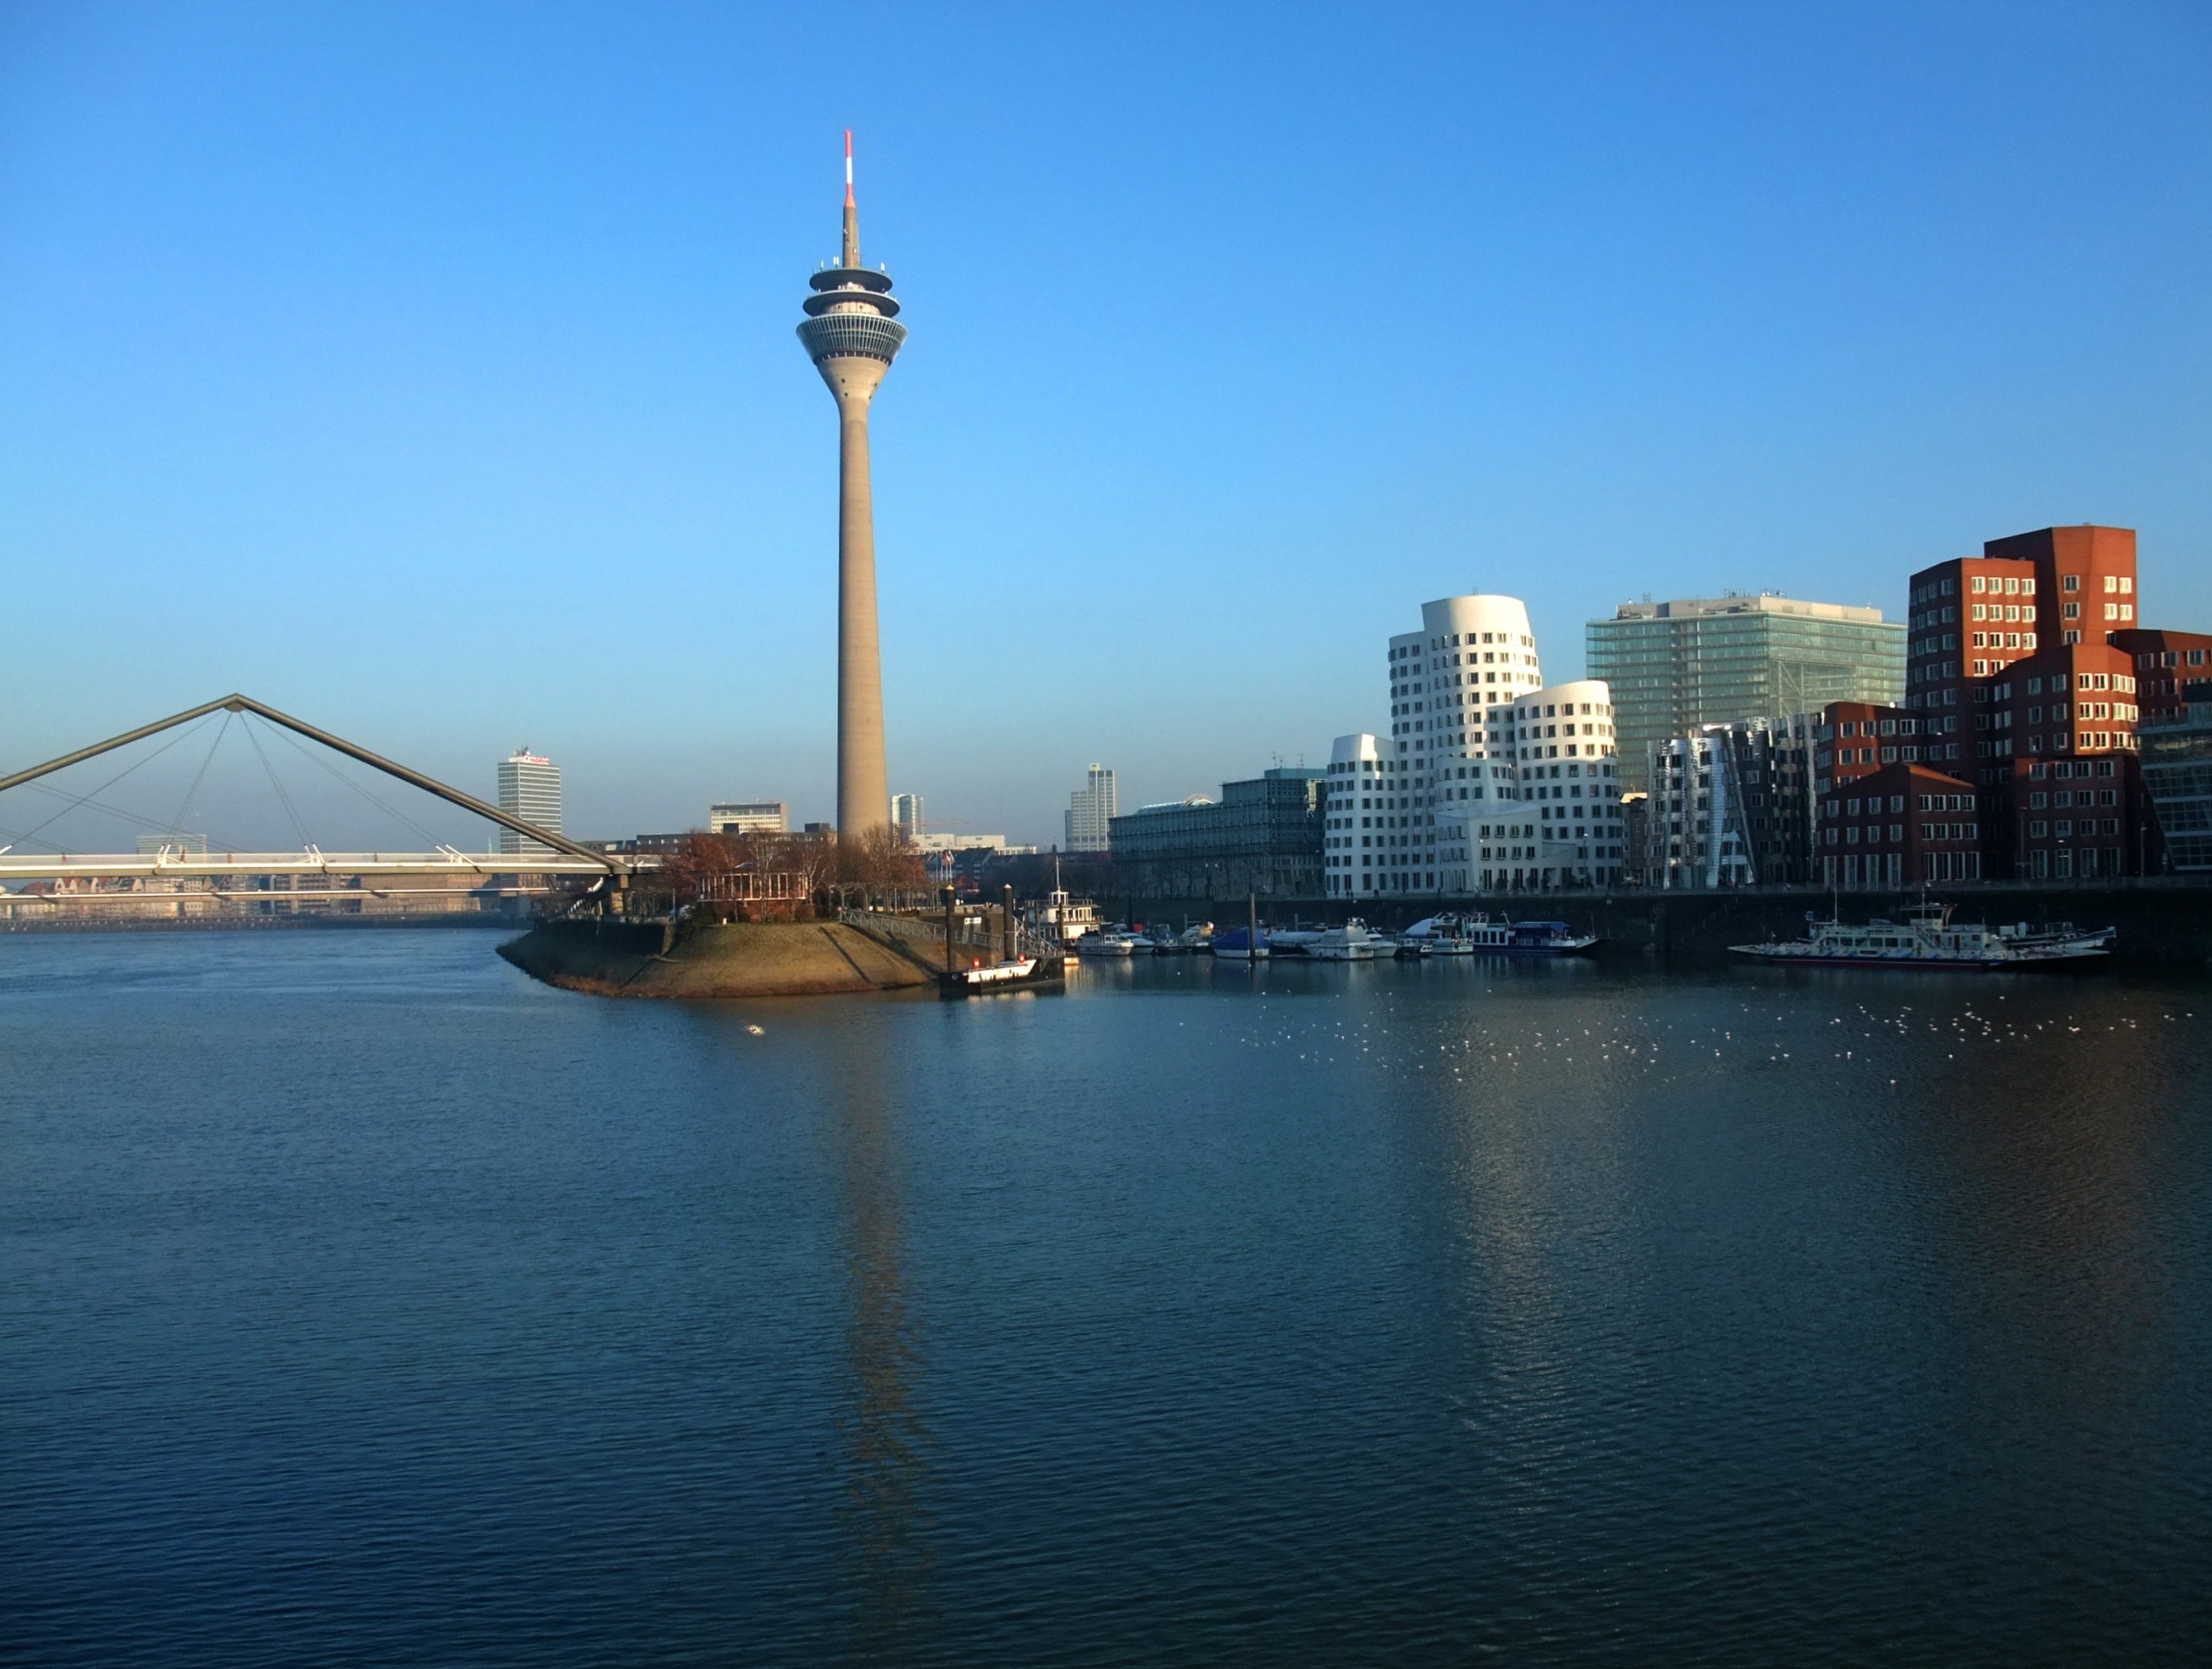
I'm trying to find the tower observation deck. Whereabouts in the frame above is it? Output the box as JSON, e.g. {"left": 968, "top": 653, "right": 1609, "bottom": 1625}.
{"left": 797, "top": 132, "right": 904, "bottom": 840}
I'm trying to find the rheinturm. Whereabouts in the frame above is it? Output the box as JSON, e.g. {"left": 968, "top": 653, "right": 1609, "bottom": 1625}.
{"left": 797, "top": 130, "right": 906, "bottom": 839}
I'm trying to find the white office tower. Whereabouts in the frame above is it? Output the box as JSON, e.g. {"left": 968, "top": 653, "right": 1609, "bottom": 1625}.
{"left": 496, "top": 751, "right": 563, "bottom": 857}
{"left": 1324, "top": 593, "right": 1626, "bottom": 896}
{"left": 891, "top": 792, "right": 924, "bottom": 844}
{"left": 1064, "top": 764, "right": 1116, "bottom": 853}
{"left": 1448, "top": 678, "right": 1626, "bottom": 892}
{"left": 1388, "top": 592, "right": 1545, "bottom": 772}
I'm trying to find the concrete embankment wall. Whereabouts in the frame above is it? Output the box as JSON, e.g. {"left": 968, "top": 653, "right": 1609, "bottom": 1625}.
{"left": 499, "top": 917, "right": 935, "bottom": 997}
{"left": 1112, "top": 883, "right": 2212, "bottom": 968}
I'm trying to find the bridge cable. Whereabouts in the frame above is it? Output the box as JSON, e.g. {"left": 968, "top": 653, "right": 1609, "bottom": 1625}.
{"left": 241, "top": 714, "right": 313, "bottom": 851}
{"left": 167, "top": 712, "right": 232, "bottom": 846}
{"left": 3, "top": 715, "right": 218, "bottom": 851}
{"left": 261, "top": 717, "right": 447, "bottom": 849}
{"left": 6, "top": 781, "right": 250, "bottom": 854}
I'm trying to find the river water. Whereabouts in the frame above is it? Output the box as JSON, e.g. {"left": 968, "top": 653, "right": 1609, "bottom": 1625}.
{"left": 2, "top": 929, "right": 2208, "bottom": 1666}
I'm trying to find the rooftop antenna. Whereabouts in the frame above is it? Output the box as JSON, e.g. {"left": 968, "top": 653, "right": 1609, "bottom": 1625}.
{"left": 841, "top": 129, "right": 860, "bottom": 269}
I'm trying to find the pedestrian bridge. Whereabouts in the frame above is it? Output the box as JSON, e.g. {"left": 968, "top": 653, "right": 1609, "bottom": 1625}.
{"left": 0, "top": 695, "right": 651, "bottom": 914}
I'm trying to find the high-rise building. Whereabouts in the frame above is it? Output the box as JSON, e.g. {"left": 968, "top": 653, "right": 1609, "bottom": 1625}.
{"left": 1064, "top": 766, "right": 1116, "bottom": 853}
{"left": 496, "top": 751, "right": 562, "bottom": 857}
{"left": 709, "top": 801, "right": 788, "bottom": 837}
{"left": 1588, "top": 594, "right": 1903, "bottom": 792}
{"left": 1906, "top": 527, "right": 2163, "bottom": 881}
{"left": 891, "top": 793, "right": 924, "bottom": 844}
{"left": 1324, "top": 593, "right": 1626, "bottom": 897}
{"left": 797, "top": 132, "right": 905, "bottom": 840}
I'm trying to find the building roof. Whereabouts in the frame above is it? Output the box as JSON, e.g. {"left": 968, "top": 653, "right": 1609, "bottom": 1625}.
{"left": 1600, "top": 594, "right": 1887, "bottom": 625}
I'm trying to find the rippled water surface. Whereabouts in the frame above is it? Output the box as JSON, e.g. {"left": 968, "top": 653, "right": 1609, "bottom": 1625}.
{"left": 3, "top": 929, "right": 2210, "bottom": 1666}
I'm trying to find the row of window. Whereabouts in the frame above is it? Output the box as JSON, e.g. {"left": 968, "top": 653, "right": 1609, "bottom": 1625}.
{"left": 1825, "top": 823, "right": 1980, "bottom": 847}
{"left": 2027, "top": 819, "right": 2120, "bottom": 838}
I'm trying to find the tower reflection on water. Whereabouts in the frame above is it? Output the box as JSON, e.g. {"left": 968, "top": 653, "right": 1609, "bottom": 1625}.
{"left": 823, "top": 1037, "right": 932, "bottom": 1647}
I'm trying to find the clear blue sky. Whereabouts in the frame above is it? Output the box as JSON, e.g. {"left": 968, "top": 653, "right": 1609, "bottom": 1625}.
{"left": 5, "top": 2, "right": 2209, "bottom": 849}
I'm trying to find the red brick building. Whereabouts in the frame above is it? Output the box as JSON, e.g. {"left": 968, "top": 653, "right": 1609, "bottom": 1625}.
{"left": 1815, "top": 762, "right": 1984, "bottom": 887}
{"left": 1813, "top": 701, "right": 1929, "bottom": 797}
{"left": 1893, "top": 524, "right": 2179, "bottom": 879}
{"left": 2110, "top": 628, "right": 2212, "bottom": 724}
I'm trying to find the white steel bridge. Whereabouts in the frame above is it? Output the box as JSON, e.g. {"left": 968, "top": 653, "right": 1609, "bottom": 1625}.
{"left": 0, "top": 695, "right": 654, "bottom": 914}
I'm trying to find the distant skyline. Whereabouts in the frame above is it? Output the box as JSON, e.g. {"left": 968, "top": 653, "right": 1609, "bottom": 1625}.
{"left": 5, "top": 3, "right": 2210, "bottom": 849}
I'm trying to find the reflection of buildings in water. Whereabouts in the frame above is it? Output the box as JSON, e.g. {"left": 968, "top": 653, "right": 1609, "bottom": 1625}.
{"left": 1420, "top": 1019, "right": 1645, "bottom": 1434}
{"left": 1908, "top": 989, "right": 2176, "bottom": 1399}
{"left": 826, "top": 1045, "right": 932, "bottom": 1647}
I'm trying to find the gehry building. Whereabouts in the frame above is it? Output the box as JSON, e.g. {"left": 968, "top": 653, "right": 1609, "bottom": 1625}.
{"left": 1321, "top": 593, "right": 1629, "bottom": 897}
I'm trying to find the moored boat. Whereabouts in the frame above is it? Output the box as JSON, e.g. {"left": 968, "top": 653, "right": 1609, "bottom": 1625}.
{"left": 1732, "top": 905, "right": 2113, "bottom": 969}
{"left": 1503, "top": 919, "right": 1601, "bottom": 956}
{"left": 1308, "top": 918, "right": 1384, "bottom": 961}
{"left": 1075, "top": 928, "right": 1149, "bottom": 957}
{"left": 1210, "top": 925, "right": 1271, "bottom": 961}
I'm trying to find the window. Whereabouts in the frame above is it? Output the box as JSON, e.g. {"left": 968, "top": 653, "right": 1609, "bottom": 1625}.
{"left": 2063, "top": 574, "right": 2080, "bottom": 592}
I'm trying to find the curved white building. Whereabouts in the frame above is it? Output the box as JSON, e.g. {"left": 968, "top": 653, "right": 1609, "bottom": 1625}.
{"left": 1441, "top": 678, "right": 1626, "bottom": 892}
{"left": 1324, "top": 596, "right": 1629, "bottom": 897}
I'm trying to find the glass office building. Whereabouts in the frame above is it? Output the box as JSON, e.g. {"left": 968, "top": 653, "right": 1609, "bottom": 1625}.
{"left": 1587, "top": 595, "right": 1903, "bottom": 792}
{"left": 2140, "top": 701, "right": 2212, "bottom": 872}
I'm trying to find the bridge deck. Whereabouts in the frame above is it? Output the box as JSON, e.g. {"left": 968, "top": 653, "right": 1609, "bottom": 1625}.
{"left": 0, "top": 851, "right": 655, "bottom": 881}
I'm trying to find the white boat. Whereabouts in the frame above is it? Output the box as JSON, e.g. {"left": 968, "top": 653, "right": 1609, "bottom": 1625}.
{"left": 1269, "top": 929, "right": 1326, "bottom": 956}
{"left": 1029, "top": 861, "right": 1104, "bottom": 946}
{"left": 1308, "top": 918, "right": 1384, "bottom": 961}
{"left": 959, "top": 957, "right": 1038, "bottom": 986}
{"left": 1732, "top": 905, "right": 2114, "bottom": 969}
{"left": 1169, "top": 921, "right": 1215, "bottom": 953}
{"left": 1075, "top": 928, "right": 1148, "bottom": 957}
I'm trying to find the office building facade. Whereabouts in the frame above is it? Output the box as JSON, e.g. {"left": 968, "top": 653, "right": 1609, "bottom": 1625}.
{"left": 709, "top": 801, "right": 788, "bottom": 837}
{"left": 1642, "top": 716, "right": 1814, "bottom": 888}
{"left": 891, "top": 793, "right": 924, "bottom": 844}
{"left": 1108, "top": 768, "right": 1324, "bottom": 898}
{"left": 1324, "top": 591, "right": 1627, "bottom": 897}
{"left": 1064, "top": 765, "right": 1116, "bottom": 853}
{"left": 496, "top": 752, "right": 563, "bottom": 857}
{"left": 1588, "top": 594, "right": 1903, "bottom": 792}
{"left": 2140, "top": 698, "right": 2212, "bottom": 872}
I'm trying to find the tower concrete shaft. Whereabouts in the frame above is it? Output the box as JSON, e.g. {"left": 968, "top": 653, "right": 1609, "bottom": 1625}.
{"left": 797, "top": 134, "right": 906, "bottom": 839}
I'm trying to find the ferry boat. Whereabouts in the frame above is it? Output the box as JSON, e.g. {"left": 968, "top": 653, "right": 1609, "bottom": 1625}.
{"left": 1210, "top": 925, "right": 1271, "bottom": 961}
{"left": 1732, "top": 905, "right": 2114, "bottom": 969}
{"left": 1308, "top": 919, "right": 1385, "bottom": 961}
{"left": 1398, "top": 913, "right": 1599, "bottom": 957}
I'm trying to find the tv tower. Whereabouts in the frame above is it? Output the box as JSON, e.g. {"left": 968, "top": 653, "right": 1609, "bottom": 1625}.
{"left": 797, "top": 131, "right": 906, "bottom": 839}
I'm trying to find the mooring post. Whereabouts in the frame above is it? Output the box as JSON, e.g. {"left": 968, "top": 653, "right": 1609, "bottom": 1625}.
{"left": 1248, "top": 889, "right": 1258, "bottom": 965}
{"left": 941, "top": 885, "right": 958, "bottom": 976}
{"left": 1002, "top": 883, "right": 1016, "bottom": 961}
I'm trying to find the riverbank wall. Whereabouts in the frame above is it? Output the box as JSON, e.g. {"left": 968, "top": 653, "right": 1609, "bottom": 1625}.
{"left": 1112, "top": 881, "right": 2212, "bottom": 968}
